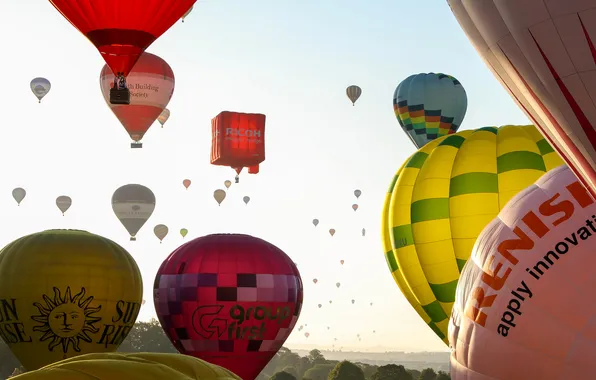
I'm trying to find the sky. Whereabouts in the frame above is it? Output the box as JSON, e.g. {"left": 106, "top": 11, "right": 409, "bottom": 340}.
{"left": 0, "top": 0, "right": 532, "bottom": 353}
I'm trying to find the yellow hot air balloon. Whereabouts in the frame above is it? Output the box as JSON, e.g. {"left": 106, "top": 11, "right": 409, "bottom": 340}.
{"left": 382, "top": 125, "right": 563, "bottom": 344}
{"left": 213, "top": 189, "right": 226, "bottom": 206}
{"left": 224, "top": 180, "right": 232, "bottom": 189}
{"left": 0, "top": 230, "right": 143, "bottom": 370}
{"left": 12, "top": 352, "right": 241, "bottom": 380}
{"left": 180, "top": 228, "right": 188, "bottom": 238}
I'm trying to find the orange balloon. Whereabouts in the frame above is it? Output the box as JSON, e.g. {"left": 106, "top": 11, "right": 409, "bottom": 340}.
{"left": 182, "top": 179, "right": 191, "bottom": 189}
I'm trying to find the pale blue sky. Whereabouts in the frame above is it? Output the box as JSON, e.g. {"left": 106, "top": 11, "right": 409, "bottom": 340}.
{"left": 0, "top": 0, "right": 529, "bottom": 352}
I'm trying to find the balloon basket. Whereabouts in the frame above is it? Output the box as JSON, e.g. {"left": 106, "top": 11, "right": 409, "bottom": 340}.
{"left": 109, "top": 87, "right": 130, "bottom": 105}
{"left": 130, "top": 236, "right": 136, "bottom": 241}
{"left": 131, "top": 142, "right": 143, "bottom": 149}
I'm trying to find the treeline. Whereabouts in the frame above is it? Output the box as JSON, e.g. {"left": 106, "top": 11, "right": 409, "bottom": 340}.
{"left": 0, "top": 319, "right": 449, "bottom": 380}
{"left": 260, "top": 347, "right": 450, "bottom": 380}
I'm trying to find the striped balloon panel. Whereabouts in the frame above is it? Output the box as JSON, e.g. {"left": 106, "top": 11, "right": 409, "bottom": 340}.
{"left": 386, "top": 125, "right": 564, "bottom": 339}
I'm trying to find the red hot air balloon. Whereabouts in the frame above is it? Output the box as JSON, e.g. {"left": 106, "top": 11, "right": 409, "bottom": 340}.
{"left": 49, "top": 0, "right": 194, "bottom": 104}
{"left": 153, "top": 234, "right": 302, "bottom": 380}
{"left": 447, "top": 0, "right": 596, "bottom": 198}
{"left": 100, "top": 52, "right": 175, "bottom": 148}
{"left": 211, "top": 111, "right": 266, "bottom": 183}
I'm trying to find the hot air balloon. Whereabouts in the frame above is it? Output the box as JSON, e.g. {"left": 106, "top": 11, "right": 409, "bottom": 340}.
{"left": 340, "top": 260, "right": 344, "bottom": 265}
{"left": 50, "top": 0, "right": 194, "bottom": 104}
{"left": 351, "top": 299, "right": 355, "bottom": 304}
{"left": 56, "top": 195, "right": 72, "bottom": 215}
{"left": 112, "top": 184, "right": 155, "bottom": 241}
{"left": 312, "top": 219, "right": 319, "bottom": 227}
{"left": 183, "top": 179, "right": 191, "bottom": 189}
{"left": 313, "top": 278, "right": 318, "bottom": 284}
{"left": 154, "top": 224, "right": 168, "bottom": 243}
{"left": 336, "top": 282, "right": 340, "bottom": 288}
{"left": 394, "top": 73, "right": 467, "bottom": 149}
{"left": 304, "top": 332, "right": 310, "bottom": 338}
{"left": 450, "top": 165, "right": 596, "bottom": 380}
{"left": 181, "top": 5, "right": 194, "bottom": 22}
{"left": 318, "top": 304, "right": 322, "bottom": 308}
{"left": 447, "top": 0, "right": 596, "bottom": 200}
{"left": 100, "top": 52, "right": 175, "bottom": 148}
{"left": 354, "top": 189, "right": 361, "bottom": 199}
{"left": 13, "top": 352, "right": 240, "bottom": 380}
{"left": 0, "top": 230, "right": 142, "bottom": 370}
{"left": 329, "top": 229, "right": 335, "bottom": 237}
{"left": 346, "top": 85, "right": 362, "bottom": 106}
{"left": 224, "top": 180, "right": 232, "bottom": 189}
{"left": 154, "top": 234, "right": 303, "bottom": 380}
{"left": 382, "top": 125, "right": 564, "bottom": 343}
{"left": 30, "top": 78, "right": 51, "bottom": 103}
{"left": 352, "top": 204, "right": 358, "bottom": 211}
{"left": 329, "top": 300, "right": 332, "bottom": 304}
{"left": 12, "top": 188, "right": 26, "bottom": 206}
{"left": 213, "top": 189, "right": 226, "bottom": 205}
{"left": 362, "top": 228, "right": 366, "bottom": 236}
{"left": 180, "top": 228, "right": 188, "bottom": 238}
{"left": 243, "top": 196, "right": 250, "bottom": 205}
{"left": 211, "top": 111, "right": 266, "bottom": 183}
{"left": 157, "top": 108, "right": 170, "bottom": 128}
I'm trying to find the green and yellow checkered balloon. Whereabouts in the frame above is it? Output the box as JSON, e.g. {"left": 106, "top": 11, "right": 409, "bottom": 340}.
{"left": 381, "top": 125, "right": 563, "bottom": 344}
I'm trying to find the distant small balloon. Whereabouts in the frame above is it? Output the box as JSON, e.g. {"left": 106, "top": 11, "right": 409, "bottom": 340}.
{"left": 329, "top": 300, "right": 332, "bottom": 304}
{"left": 370, "top": 302, "right": 373, "bottom": 306}
{"left": 30, "top": 77, "right": 51, "bottom": 103}
{"left": 352, "top": 204, "right": 358, "bottom": 211}
{"left": 362, "top": 228, "right": 366, "bottom": 236}
{"left": 154, "top": 224, "right": 168, "bottom": 243}
{"left": 354, "top": 189, "right": 361, "bottom": 198}
{"left": 157, "top": 108, "right": 170, "bottom": 127}
{"left": 336, "top": 282, "right": 340, "bottom": 288}
{"left": 56, "top": 195, "right": 72, "bottom": 215}
{"left": 182, "top": 179, "right": 191, "bottom": 189}
{"left": 304, "top": 332, "right": 310, "bottom": 338}
{"left": 180, "top": 228, "right": 188, "bottom": 238}
{"left": 318, "top": 304, "right": 322, "bottom": 308}
{"left": 12, "top": 188, "right": 26, "bottom": 206}
{"left": 313, "top": 278, "right": 318, "bottom": 284}
{"left": 340, "top": 260, "right": 344, "bottom": 265}
{"left": 243, "top": 196, "right": 250, "bottom": 205}
{"left": 213, "top": 189, "right": 226, "bottom": 205}
{"left": 224, "top": 180, "right": 232, "bottom": 189}
{"left": 312, "top": 218, "right": 319, "bottom": 227}
{"left": 351, "top": 299, "right": 355, "bottom": 304}
{"left": 329, "top": 228, "right": 335, "bottom": 237}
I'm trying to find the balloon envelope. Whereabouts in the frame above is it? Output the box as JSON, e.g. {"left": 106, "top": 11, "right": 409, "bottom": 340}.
{"left": 49, "top": 0, "right": 195, "bottom": 77}
{"left": 56, "top": 195, "right": 72, "bottom": 215}
{"left": 0, "top": 230, "right": 142, "bottom": 370}
{"left": 224, "top": 180, "right": 232, "bottom": 189}
{"left": 100, "top": 52, "right": 175, "bottom": 145}
{"left": 158, "top": 108, "right": 170, "bottom": 127}
{"left": 382, "top": 125, "right": 563, "bottom": 343}
{"left": 154, "top": 234, "right": 303, "bottom": 380}
{"left": 394, "top": 73, "right": 467, "bottom": 149}
{"left": 243, "top": 196, "right": 250, "bottom": 205}
{"left": 329, "top": 229, "right": 335, "bottom": 236}
{"left": 354, "top": 189, "right": 361, "bottom": 198}
{"left": 12, "top": 188, "right": 26, "bottom": 205}
{"left": 112, "top": 184, "right": 155, "bottom": 241}
{"left": 13, "top": 352, "right": 240, "bottom": 380}
{"left": 154, "top": 224, "right": 168, "bottom": 242}
{"left": 214, "top": 189, "right": 226, "bottom": 205}
{"left": 346, "top": 85, "right": 362, "bottom": 105}
{"left": 30, "top": 78, "right": 50, "bottom": 103}
{"left": 352, "top": 204, "right": 358, "bottom": 211}
{"left": 180, "top": 228, "right": 188, "bottom": 238}
{"left": 182, "top": 179, "right": 191, "bottom": 189}
{"left": 312, "top": 219, "right": 319, "bottom": 227}
{"left": 450, "top": 165, "right": 596, "bottom": 380}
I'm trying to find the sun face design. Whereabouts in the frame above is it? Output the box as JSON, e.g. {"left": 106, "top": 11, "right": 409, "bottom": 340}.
{"left": 31, "top": 287, "right": 102, "bottom": 354}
